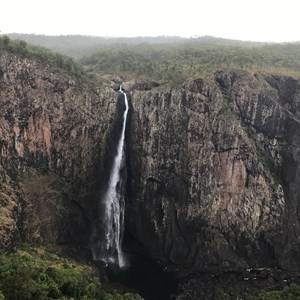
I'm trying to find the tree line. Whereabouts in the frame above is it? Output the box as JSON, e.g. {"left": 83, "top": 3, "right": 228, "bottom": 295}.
{"left": 81, "top": 42, "right": 300, "bottom": 84}
{"left": 6, "top": 34, "right": 266, "bottom": 58}
{"left": 0, "top": 35, "right": 85, "bottom": 79}
{"left": 2, "top": 34, "right": 300, "bottom": 85}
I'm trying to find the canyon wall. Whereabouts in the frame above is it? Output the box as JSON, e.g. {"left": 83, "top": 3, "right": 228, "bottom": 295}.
{"left": 1, "top": 48, "right": 300, "bottom": 283}
{"left": 0, "top": 51, "right": 116, "bottom": 249}
{"left": 126, "top": 71, "right": 300, "bottom": 275}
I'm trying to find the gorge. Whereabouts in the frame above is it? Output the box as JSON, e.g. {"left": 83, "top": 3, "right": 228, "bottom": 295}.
{"left": 1, "top": 38, "right": 300, "bottom": 299}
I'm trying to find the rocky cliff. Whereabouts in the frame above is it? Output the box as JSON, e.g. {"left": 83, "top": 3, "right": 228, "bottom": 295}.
{"left": 126, "top": 71, "right": 300, "bottom": 279}
{"left": 2, "top": 47, "right": 300, "bottom": 297}
{"left": 0, "top": 50, "right": 116, "bottom": 250}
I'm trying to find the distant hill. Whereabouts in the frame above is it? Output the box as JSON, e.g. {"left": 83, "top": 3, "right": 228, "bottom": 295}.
{"left": 81, "top": 42, "right": 300, "bottom": 84}
{"left": 0, "top": 35, "right": 85, "bottom": 78}
{"left": 5, "top": 33, "right": 266, "bottom": 58}
{"left": 3, "top": 34, "right": 300, "bottom": 85}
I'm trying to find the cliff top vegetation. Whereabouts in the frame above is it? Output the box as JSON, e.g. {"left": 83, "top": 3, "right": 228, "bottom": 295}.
{"left": 0, "top": 35, "right": 85, "bottom": 79}
{"left": 3, "top": 34, "right": 300, "bottom": 85}
{"left": 81, "top": 42, "right": 300, "bottom": 84}
{"left": 5, "top": 34, "right": 266, "bottom": 58}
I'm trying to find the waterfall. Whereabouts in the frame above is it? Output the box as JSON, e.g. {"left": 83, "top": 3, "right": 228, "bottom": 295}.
{"left": 100, "top": 86, "right": 129, "bottom": 268}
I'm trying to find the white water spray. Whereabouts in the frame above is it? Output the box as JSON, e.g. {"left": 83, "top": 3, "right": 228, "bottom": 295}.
{"left": 101, "top": 86, "right": 129, "bottom": 268}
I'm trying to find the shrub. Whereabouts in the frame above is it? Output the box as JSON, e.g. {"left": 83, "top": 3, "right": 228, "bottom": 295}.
{"left": 0, "top": 245, "right": 142, "bottom": 300}
{"left": 259, "top": 284, "right": 300, "bottom": 299}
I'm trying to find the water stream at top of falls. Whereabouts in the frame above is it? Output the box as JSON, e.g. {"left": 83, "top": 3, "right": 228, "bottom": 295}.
{"left": 101, "top": 86, "right": 129, "bottom": 268}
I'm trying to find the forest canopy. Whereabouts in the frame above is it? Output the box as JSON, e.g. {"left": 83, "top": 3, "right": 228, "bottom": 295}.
{"left": 0, "top": 35, "right": 85, "bottom": 78}
{"left": 81, "top": 42, "right": 300, "bottom": 84}
{"left": 3, "top": 34, "right": 300, "bottom": 84}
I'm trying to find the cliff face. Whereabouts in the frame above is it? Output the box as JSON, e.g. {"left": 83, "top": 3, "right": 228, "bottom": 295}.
{"left": 0, "top": 51, "right": 116, "bottom": 249}
{"left": 126, "top": 71, "right": 300, "bottom": 275}
{"left": 2, "top": 48, "right": 300, "bottom": 284}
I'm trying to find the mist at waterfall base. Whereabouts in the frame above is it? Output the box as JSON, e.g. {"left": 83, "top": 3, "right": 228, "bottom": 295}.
{"left": 90, "top": 88, "right": 178, "bottom": 299}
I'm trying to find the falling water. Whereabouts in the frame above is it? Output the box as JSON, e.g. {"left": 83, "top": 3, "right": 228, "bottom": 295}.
{"left": 100, "top": 86, "right": 129, "bottom": 268}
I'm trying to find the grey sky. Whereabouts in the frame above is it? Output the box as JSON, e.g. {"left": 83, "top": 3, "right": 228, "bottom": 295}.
{"left": 2, "top": 0, "right": 300, "bottom": 42}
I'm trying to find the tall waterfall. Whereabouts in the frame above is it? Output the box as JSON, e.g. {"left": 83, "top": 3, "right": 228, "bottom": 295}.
{"left": 101, "top": 86, "right": 129, "bottom": 268}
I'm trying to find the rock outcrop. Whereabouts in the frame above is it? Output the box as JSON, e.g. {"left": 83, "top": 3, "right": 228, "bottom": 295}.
{"left": 0, "top": 50, "right": 116, "bottom": 249}
{"left": 126, "top": 71, "right": 300, "bottom": 277}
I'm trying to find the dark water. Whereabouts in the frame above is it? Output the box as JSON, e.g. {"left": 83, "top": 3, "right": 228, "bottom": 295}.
{"left": 106, "top": 234, "right": 178, "bottom": 300}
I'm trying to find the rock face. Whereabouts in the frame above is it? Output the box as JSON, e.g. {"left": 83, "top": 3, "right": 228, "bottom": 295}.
{"left": 126, "top": 71, "right": 300, "bottom": 276}
{"left": 0, "top": 50, "right": 116, "bottom": 249}
{"left": 2, "top": 47, "right": 300, "bottom": 292}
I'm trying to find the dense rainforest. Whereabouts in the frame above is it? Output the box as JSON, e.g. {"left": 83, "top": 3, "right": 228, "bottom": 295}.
{"left": 1, "top": 34, "right": 300, "bottom": 299}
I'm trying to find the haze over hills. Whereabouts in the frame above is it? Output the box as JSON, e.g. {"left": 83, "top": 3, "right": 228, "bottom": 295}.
{"left": 3, "top": 33, "right": 300, "bottom": 85}
{"left": 5, "top": 33, "right": 267, "bottom": 58}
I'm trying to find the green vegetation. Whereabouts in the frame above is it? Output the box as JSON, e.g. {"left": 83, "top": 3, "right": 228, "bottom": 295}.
{"left": 0, "top": 36, "right": 85, "bottom": 78}
{"left": 81, "top": 42, "right": 300, "bottom": 84}
{"left": 259, "top": 284, "right": 300, "bottom": 299}
{"left": 0, "top": 245, "right": 142, "bottom": 300}
{"left": 5, "top": 34, "right": 266, "bottom": 58}
{"left": 3, "top": 34, "right": 300, "bottom": 85}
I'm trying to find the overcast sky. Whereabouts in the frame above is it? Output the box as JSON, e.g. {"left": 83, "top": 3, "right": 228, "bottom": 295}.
{"left": 1, "top": 0, "right": 300, "bottom": 42}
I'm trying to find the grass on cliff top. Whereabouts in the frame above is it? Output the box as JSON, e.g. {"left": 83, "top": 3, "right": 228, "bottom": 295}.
{"left": 0, "top": 245, "right": 142, "bottom": 300}
{"left": 81, "top": 42, "right": 300, "bottom": 84}
{"left": 0, "top": 35, "right": 85, "bottom": 79}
